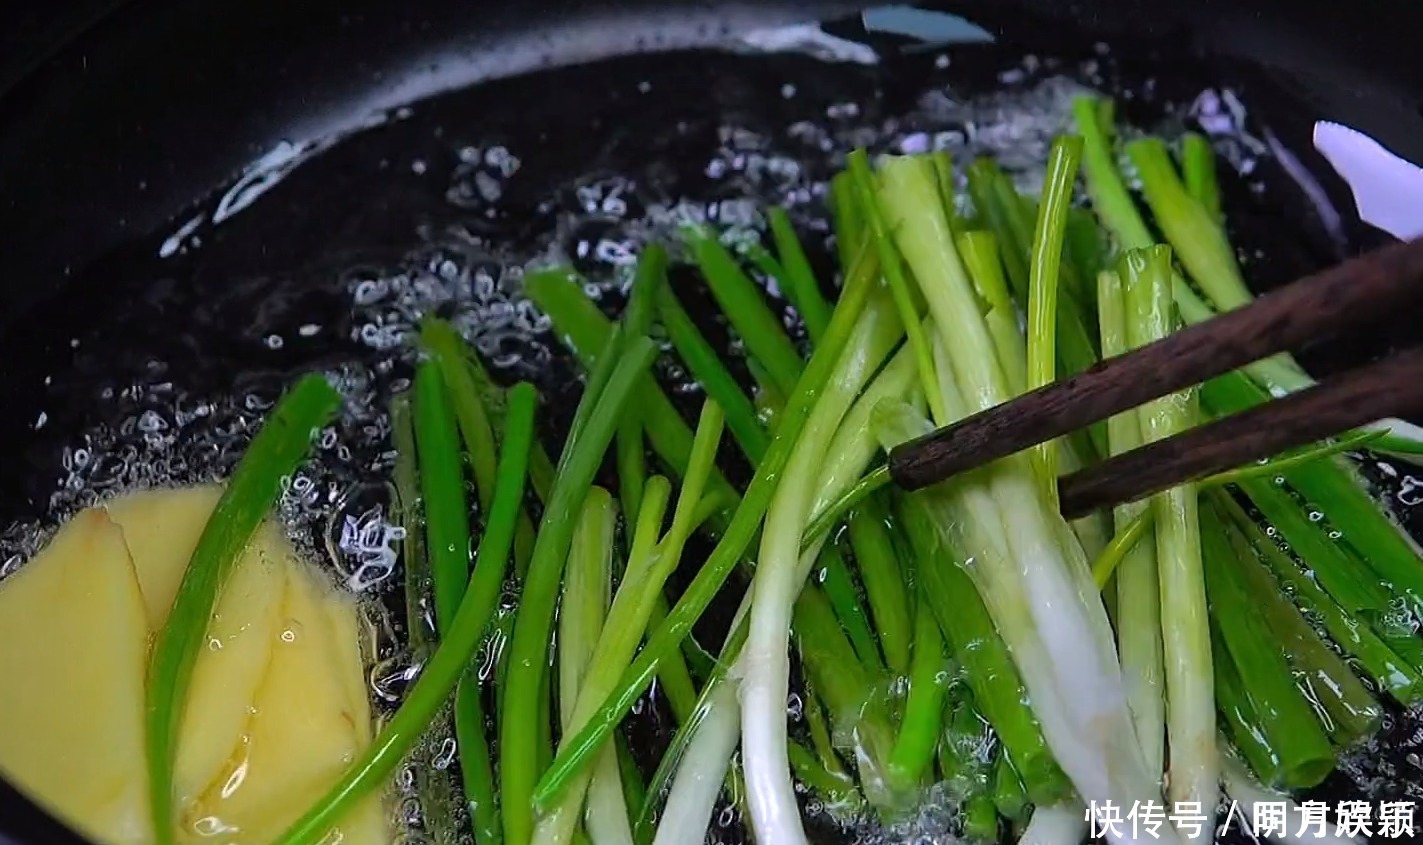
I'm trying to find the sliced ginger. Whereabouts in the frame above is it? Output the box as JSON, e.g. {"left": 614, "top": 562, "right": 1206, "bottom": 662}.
{"left": 103, "top": 484, "right": 225, "bottom": 630}
{"left": 170, "top": 520, "right": 289, "bottom": 814}
{"left": 0, "top": 485, "right": 389, "bottom": 845}
{"left": 0, "top": 508, "right": 155, "bottom": 845}
{"left": 189, "top": 559, "right": 369, "bottom": 843}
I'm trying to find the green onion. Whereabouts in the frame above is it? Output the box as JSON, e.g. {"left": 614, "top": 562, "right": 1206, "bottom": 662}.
{"left": 455, "top": 652, "right": 499, "bottom": 844}
{"left": 804, "top": 466, "right": 893, "bottom": 545}
{"left": 1278, "top": 457, "right": 1423, "bottom": 612}
{"left": 741, "top": 240, "right": 790, "bottom": 291}
{"left": 816, "top": 545, "right": 883, "bottom": 670}
{"left": 886, "top": 587, "right": 949, "bottom": 790}
{"left": 617, "top": 417, "right": 647, "bottom": 528}
{"left": 522, "top": 268, "right": 733, "bottom": 504}
{"left": 1125, "top": 138, "right": 1251, "bottom": 313}
{"left": 1065, "top": 208, "right": 1109, "bottom": 292}
{"left": 930, "top": 150, "right": 956, "bottom": 216}
{"left": 618, "top": 247, "right": 671, "bottom": 519}
{"left": 769, "top": 207, "right": 832, "bottom": 340}
{"left": 1202, "top": 371, "right": 1423, "bottom": 610}
{"left": 964, "top": 157, "right": 1104, "bottom": 451}
{"left": 616, "top": 736, "right": 649, "bottom": 845}
{"left": 1072, "top": 97, "right": 1154, "bottom": 249}
{"left": 414, "top": 360, "right": 473, "bottom": 632}
{"left": 1097, "top": 267, "right": 1165, "bottom": 778}
{"left": 391, "top": 395, "right": 430, "bottom": 655}
{"left": 532, "top": 257, "right": 880, "bottom": 764}
{"left": 557, "top": 488, "right": 633, "bottom": 845}
{"left": 273, "top": 381, "right": 534, "bottom": 845}
{"left": 1370, "top": 434, "right": 1423, "bottom": 456}
{"left": 1180, "top": 133, "right": 1222, "bottom": 221}
{"left": 488, "top": 280, "right": 704, "bottom": 731}
{"left": 936, "top": 692, "right": 1000, "bottom": 842}
{"left": 880, "top": 152, "right": 1152, "bottom": 816}
{"left": 847, "top": 498, "right": 913, "bottom": 676}
{"left": 501, "top": 336, "right": 659, "bottom": 845}
{"left": 449, "top": 343, "right": 538, "bottom": 574}
{"left": 991, "top": 756, "right": 1029, "bottom": 827}
{"left": 1211, "top": 627, "right": 1281, "bottom": 786}
{"left": 786, "top": 742, "right": 860, "bottom": 809}
{"left": 1200, "top": 505, "right": 1334, "bottom": 788}
{"left": 1090, "top": 509, "right": 1152, "bottom": 589}
{"left": 655, "top": 283, "right": 770, "bottom": 462}
{"left": 1217, "top": 493, "right": 1423, "bottom": 705}
{"left": 146, "top": 373, "right": 340, "bottom": 843}
{"left": 1087, "top": 117, "right": 1320, "bottom": 404}
{"left": 420, "top": 327, "right": 519, "bottom": 845}
{"left": 1026, "top": 135, "right": 1084, "bottom": 502}
{"left": 683, "top": 224, "right": 803, "bottom": 396}
{"left": 455, "top": 684, "right": 500, "bottom": 845}
{"left": 1203, "top": 431, "right": 1385, "bottom": 489}
{"left": 1213, "top": 496, "right": 1382, "bottom": 746}
{"left": 533, "top": 239, "right": 881, "bottom": 809}
{"left": 521, "top": 264, "right": 738, "bottom": 701}
{"left": 975, "top": 160, "right": 1101, "bottom": 379}
{"left": 392, "top": 392, "right": 464, "bottom": 845}
{"left": 732, "top": 264, "right": 910, "bottom": 677}
{"left": 645, "top": 600, "right": 699, "bottom": 725}
{"left": 956, "top": 230, "right": 1013, "bottom": 311}
{"left": 1236, "top": 477, "right": 1392, "bottom": 613}
{"left": 791, "top": 583, "right": 899, "bottom": 810}
{"left": 535, "top": 403, "right": 726, "bottom": 845}
{"left": 801, "top": 675, "right": 846, "bottom": 780}
{"left": 848, "top": 148, "right": 945, "bottom": 423}
{"left": 740, "top": 286, "right": 907, "bottom": 833}
{"left": 959, "top": 232, "right": 1027, "bottom": 397}
{"left": 1074, "top": 96, "right": 1288, "bottom": 404}
{"left": 635, "top": 619, "right": 750, "bottom": 837}
{"left": 896, "top": 492, "right": 1070, "bottom": 804}
{"left": 966, "top": 161, "right": 1030, "bottom": 296}
{"left": 424, "top": 319, "right": 544, "bottom": 576}
{"left": 421, "top": 321, "right": 497, "bottom": 507}
{"left": 831, "top": 171, "right": 866, "bottom": 273}
{"left": 1121, "top": 244, "right": 1215, "bottom": 825}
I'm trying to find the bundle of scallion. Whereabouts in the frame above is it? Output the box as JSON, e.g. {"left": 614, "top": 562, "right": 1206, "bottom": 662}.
{"left": 270, "top": 94, "right": 1423, "bottom": 845}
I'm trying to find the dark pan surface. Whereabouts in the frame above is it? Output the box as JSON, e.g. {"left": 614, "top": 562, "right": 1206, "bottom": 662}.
{"left": 3, "top": 3, "right": 1423, "bottom": 845}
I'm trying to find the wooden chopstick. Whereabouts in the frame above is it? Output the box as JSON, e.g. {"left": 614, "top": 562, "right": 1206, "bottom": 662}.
{"left": 1055, "top": 344, "right": 1423, "bottom": 519}
{"left": 886, "top": 236, "right": 1423, "bottom": 499}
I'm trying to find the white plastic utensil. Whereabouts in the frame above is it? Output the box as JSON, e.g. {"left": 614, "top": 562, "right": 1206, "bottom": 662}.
{"left": 1313, "top": 120, "right": 1423, "bottom": 240}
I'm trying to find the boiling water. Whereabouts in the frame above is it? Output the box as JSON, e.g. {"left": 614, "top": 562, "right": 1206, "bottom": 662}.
{"left": 1, "top": 21, "right": 1420, "bottom": 845}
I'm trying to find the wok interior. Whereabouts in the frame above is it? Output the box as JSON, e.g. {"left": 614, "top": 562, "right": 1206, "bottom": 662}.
{"left": 2, "top": 5, "right": 1423, "bottom": 844}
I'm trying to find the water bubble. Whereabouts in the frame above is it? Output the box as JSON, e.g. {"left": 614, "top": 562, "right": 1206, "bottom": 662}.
{"left": 433, "top": 737, "right": 458, "bottom": 770}
{"left": 372, "top": 656, "right": 419, "bottom": 703}
{"left": 334, "top": 502, "right": 405, "bottom": 592}
{"left": 1399, "top": 476, "right": 1423, "bottom": 506}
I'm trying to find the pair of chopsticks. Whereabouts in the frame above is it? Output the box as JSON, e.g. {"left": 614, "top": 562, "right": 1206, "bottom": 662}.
{"left": 886, "top": 237, "right": 1423, "bottom": 519}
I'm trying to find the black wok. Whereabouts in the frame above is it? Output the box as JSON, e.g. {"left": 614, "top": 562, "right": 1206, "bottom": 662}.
{"left": 2, "top": 1, "right": 1422, "bottom": 843}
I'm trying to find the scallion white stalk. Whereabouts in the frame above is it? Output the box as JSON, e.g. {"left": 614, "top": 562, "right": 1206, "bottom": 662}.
{"left": 1098, "top": 269, "right": 1165, "bottom": 780}
{"left": 874, "top": 154, "right": 1168, "bottom": 844}
{"left": 557, "top": 489, "right": 633, "bottom": 845}
{"left": 1121, "top": 247, "right": 1215, "bottom": 843}
{"left": 536, "top": 402, "right": 724, "bottom": 845}
{"left": 1020, "top": 803, "right": 1088, "bottom": 845}
{"left": 654, "top": 342, "right": 914, "bottom": 845}
{"left": 741, "top": 294, "right": 905, "bottom": 845}
{"left": 650, "top": 678, "right": 741, "bottom": 845}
